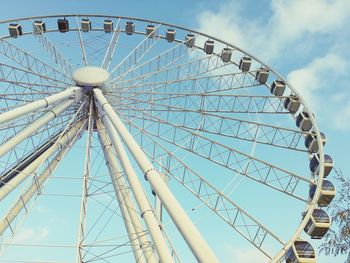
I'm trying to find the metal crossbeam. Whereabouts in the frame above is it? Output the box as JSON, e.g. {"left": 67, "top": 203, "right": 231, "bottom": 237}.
{"left": 101, "top": 19, "right": 121, "bottom": 70}
{"left": 119, "top": 107, "right": 311, "bottom": 201}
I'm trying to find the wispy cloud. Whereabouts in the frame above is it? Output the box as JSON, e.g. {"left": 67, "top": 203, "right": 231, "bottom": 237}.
{"left": 13, "top": 226, "right": 49, "bottom": 243}
{"left": 196, "top": 0, "right": 350, "bottom": 131}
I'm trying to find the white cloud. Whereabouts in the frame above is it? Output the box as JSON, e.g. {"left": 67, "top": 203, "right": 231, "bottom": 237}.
{"left": 13, "top": 226, "right": 49, "bottom": 243}
{"left": 196, "top": 0, "right": 350, "bottom": 131}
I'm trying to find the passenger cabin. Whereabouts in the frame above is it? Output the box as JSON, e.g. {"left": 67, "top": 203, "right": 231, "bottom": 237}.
{"left": 33, "top": 20, "right": 46, "bottom": 34}
{"left": 81, "top": 18, "right": 91, "bottom": 32}
{"left": 57, "top": 19, "right": 69, "bottom": 33}
{"left": 185, "top": 33, "right": 195, "bottom": 48}
{"left": 239, "top": 57, "right": 252, "bottom": 72}
{"left": 204, "top": 40, "right": 214, "bottom": 55}
{"left": 255, "top": 67, "right": 269, "bottom": 84}
{"left": 304, "top": 209, "right": 331, "bottom": 239}
{"left": 271, "top": 80, "right": 286, "bottom": 96}
{"left": 221, "top": 48, "right": 232, "bottom": 63}
{"left": 285, "top": 240, "right": 316, "bottom": 263}
{"left": 166, "top": 29, "right": 176, "bottom": 42}
{"left": 296, "top": 112, "right": 312, "bottom": 131}
{"left": 284, "top": 95, "right": 301, "bottom": 114}
{"left": 104, "top": 19, "right": 113, "bottom": 33}
{"left": 125, "top": 21, "right": 135, "bottom": 35}
{"left": 146, "top": 25, "right": 156, "bottom": 37}
{"left": 309, "top": 154, "right": 334, "bottom": 178}
{"left": 9, "top": 23, "right": 22, "bottom": 37}
{"left": 309, "top": 180, "right": 336, "bottom": 207}
{"left": 304, "top": 131, "right": 326, "bottom": 153}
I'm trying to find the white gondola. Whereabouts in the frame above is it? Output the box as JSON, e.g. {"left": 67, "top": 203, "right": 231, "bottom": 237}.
{"left": 304, "top": 209, "right": 331, "bottom": 239}
{"left": 284, "top": 95, "right": 301, "bottom": 114}
{"left": 81, "top": 18, "right": 91, "bottom": 32}
{"left": 309, "top": 154, "right": 334, "bottom": 177}
{"left": 271, "top": 80, "right": 286, "bottom": 96}
{"left": 296, "top": 111, "right": 312, "bottom": 131}
{"left": 146, "top": 25, "right": 156, "bottom": 37}
{"left": 255, "top": 67, "right": 269, "bottom": 84}
{"left": 166, "top": 29, "right": 175, "bottom": 42}
{"left": 304, "top": 131, "right": 326, "bottom": 153}
{"left": 8, "top": 23, "right": 22, "bottom": 37}
{"left": 204, "top": 40, "right": 214, "bottom": 55}
{"left": 185, "top": 33, "right": 195, "bottom": 48}
{"left": 239, "top": 57, "right": 251, "bottom": 72}
{"left": 221, "top": 48, "right": 232, "bottom": 63}
{"left": 285, "top": 239, "right": 316, "bottom": 263}
{"left": 104, "top": 19, "right": 113, "bottom": 33}
{"left": 57, "top": 18, "right": 69, "bottom": 33}
{"left": 309, "top": 180, "right": 336, "bottom": 207}
{"left": 125, "top": 21, "right": 135, "bottom": 35}
{"left": 33, "top": 20, "right": 46, "bottom": 34}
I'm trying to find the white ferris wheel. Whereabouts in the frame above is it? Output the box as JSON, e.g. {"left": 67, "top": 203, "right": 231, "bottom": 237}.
{"left": 0, "top": 15, "right": 336, "bottom": 263}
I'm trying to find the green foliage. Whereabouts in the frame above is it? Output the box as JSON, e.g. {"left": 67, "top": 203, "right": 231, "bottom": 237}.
{"left": 319, "top": 169, "right": 350, "bottom": 262}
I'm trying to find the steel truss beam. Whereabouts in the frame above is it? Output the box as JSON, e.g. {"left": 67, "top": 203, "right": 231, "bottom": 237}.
{"left": 107, "top": 35, "right": 194, "bottom": 86}
{"left": 0, "top": 120, "right": 85, "bottom": 201}
{"left": 109, "top": 24, "right": 161, "bottom": 81}
{"left": 124, "top": 121, "right": 285, "bottom": 258}
{"left": 101, "top": 18, "right": 121, "bottom": 71}
{"left": 0, "top": 119, "right": 84, "bottom": 236}
{"left": 0, "top": 87, "right": 81, "bottom": 124}
{"left": 94, "top": 89, "right": 219, "bottom": 263}
{"left": 33, "top": 27, "right": 74, "bottom": 76}
{"left": 0, "top": 39, "right": 73, "bottom": 84}
{"left": 97, "top": 119, "right": 156, "bottom": 263}
{"left": 0, "top": 97, "right": 80, "bottom": 158}
{"left": 119, "top": 107, "right": 311, "bottom": 201}
{"left": 116, "top": 99, "right": 307, "bottom": 151}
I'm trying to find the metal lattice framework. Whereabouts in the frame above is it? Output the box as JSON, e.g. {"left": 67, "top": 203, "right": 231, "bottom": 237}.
{"left": 0, "top": 14, "right": 335, "bottom": 263}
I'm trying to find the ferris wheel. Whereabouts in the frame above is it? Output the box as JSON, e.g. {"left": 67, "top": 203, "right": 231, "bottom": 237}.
{"left": 0, "top": 14, "right": 336, "bottom": 263}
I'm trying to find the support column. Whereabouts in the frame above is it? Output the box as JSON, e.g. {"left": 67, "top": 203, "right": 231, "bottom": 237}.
{"left": 0, "top": 120, "right": 83, "bottom": 236}
{"left": 94, "top": 89, "right": 218, "bottom": 263}
{"left": 98, "top": 119, "right": 157, "bottom": 263}
{"left": 0, "top": 95, "right": 81, "bottom": 158}
{"left": 0, "top": 121, "right": 85, "bottom": 201}
{"left": 0, "top": 87, "right": 82, "bottom": 124}
{"left": 98, "top": 110, "right": 173, "bottom": 263}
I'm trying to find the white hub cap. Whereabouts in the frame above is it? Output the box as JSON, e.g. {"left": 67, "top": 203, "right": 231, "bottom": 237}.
{"left": 72, "top": 66, "right": 110, "bottom": 88}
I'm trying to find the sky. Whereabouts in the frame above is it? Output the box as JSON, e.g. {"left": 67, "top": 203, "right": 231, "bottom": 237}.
{"left": 0, "top": 0, "right": 349, "bottom": 262}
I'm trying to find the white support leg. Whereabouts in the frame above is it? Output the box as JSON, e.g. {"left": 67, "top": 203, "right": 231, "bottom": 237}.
{"left": 98, "top": 110, "right": 173, "bottom": 263}
{"left": 0, "top": 97, "right": 80, "bottom": 158}
{"left": 0, "top": 121, "right": 82, "bottom": 236}
{"left": 97, "top": 120, "right": 157, "bottom": 263}
{"left": 0, "top": 121, "right": 85, "bottom": 201}
{"left": 94, "top": 89, "right": 218, "bottom": 263}
{"left": 0, "top": 87, "right": 82, "bottom": 125}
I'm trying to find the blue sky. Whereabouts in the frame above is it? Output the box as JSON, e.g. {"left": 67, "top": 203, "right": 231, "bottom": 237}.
{"left": 0, "top": 0, "right": 349, "bottom": 262}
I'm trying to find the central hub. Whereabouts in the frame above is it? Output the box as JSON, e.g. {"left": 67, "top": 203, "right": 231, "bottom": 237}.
{"left": 72, "top": 66, "right": 110, "bottom": 89}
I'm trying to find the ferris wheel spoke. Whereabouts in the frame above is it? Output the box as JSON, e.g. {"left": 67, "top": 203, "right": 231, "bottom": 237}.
{"left": 0, "top": 87, "right": 81, "bottom": 125}
{"left": 114, "top": 96, "right": 307, "bottom": 151}
{"left": 75, "top": 16, "right": 88, "bottom": 66}
{"left": 33, "top": 25, "right": 75, "bottom": 77}
{"left": 0, "top": 93, "right": 83, "bottom": 159}
{"left": 97, "top": 119, "right": 158, "bottom": 263}
{"left": 117, "top": 105, "right": 310, "bottom": 201}
{"left": 94, "top": 89, "right": 219, "bottom": 263}
{"left": 101, "top": 18, "right": 121, "bottom": 71}
{"left": 114, "top": 50, "right": 230, "bottom": 91}
{"left": 124, "top": 121, "right": 285, "bottom": 259}
{"left": 109, "top": 69, "right": 259, "bottom": 96}
{"left": 0, "top": 39, "right": 73, "bottom": 84}
{"left": 0, "top": 118, "right": 84, "bottom": 238}
{"left": 0, "top": 119, "right": 85, "bottom": 202}
{"left": 107, "top": 35, "right": 196, "bottom": 86}
{"left": 109, "top": 24, "right": 162, "bottom": 81}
